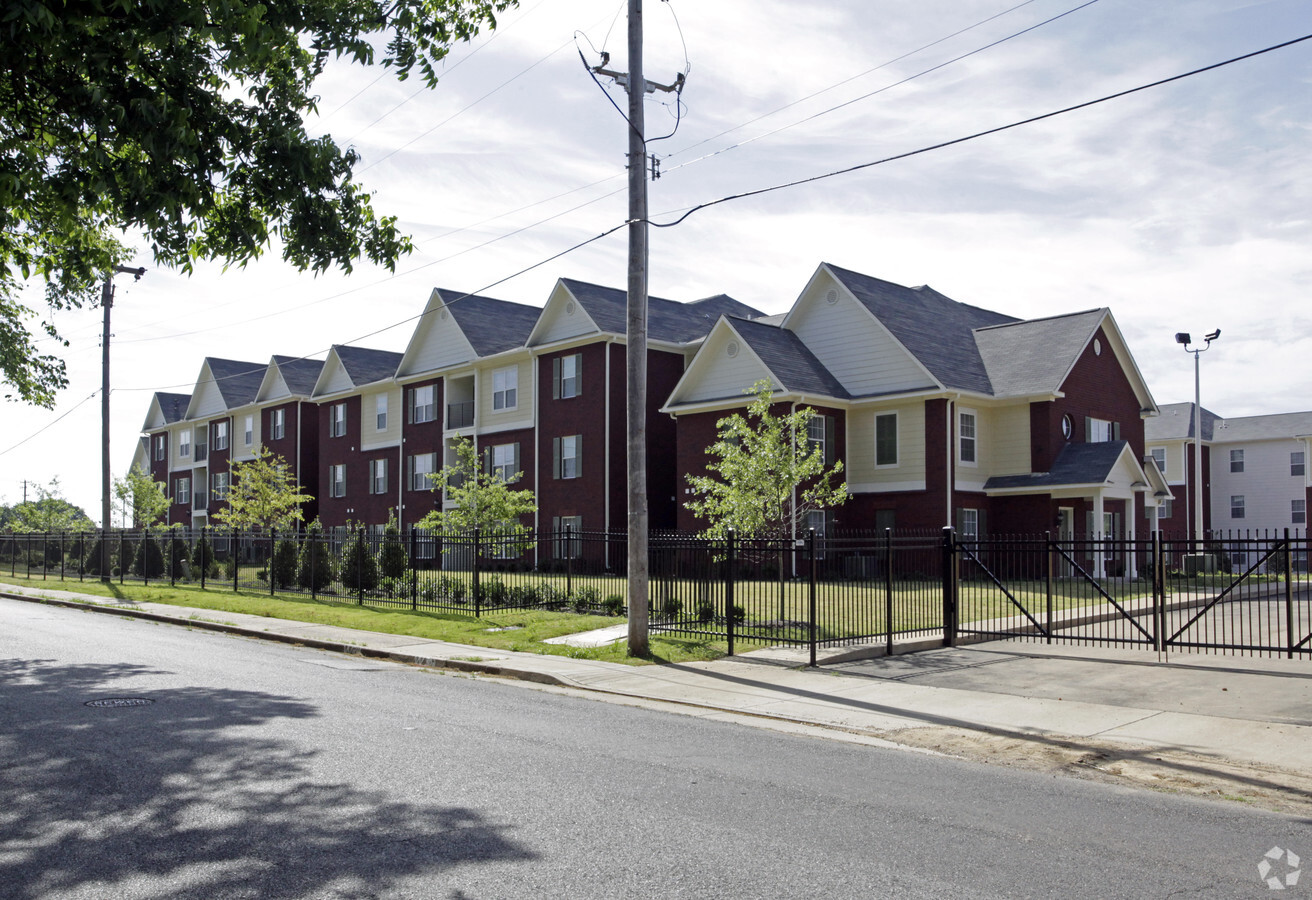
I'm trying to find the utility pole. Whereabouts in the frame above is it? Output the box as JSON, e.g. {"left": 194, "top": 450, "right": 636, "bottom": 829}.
{"left": 101, "top": 264, "right": 146, "bottom": 580}
{"left": 592, "top": 0, "right": 684, "bottom": 657}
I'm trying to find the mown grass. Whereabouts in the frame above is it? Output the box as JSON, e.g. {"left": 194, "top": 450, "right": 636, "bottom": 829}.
{"left": 0, "top": 574, "right": 742, "bottom": 665}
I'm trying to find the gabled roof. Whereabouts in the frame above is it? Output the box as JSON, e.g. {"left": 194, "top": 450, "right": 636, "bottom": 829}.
{"left": 204, "top": 358, "right": 266, "bottom": 409}
{"left": 559, "top": 279, "right": 766, "bottom": 344}
{"left": 974, "top": 309, "right": 1106, "bottom": 397}
{"left": 730, "top": 317, "right": 849, "bottom": 399}
{"left": 438, "top": 289, "right": 541, "bottom": 356}
{"left": 1211, "top": 410, "right": 1312, "bottom": 443}
{"left": 984, "top": 441, "right": 1139, "bottom": 491}
{"left": 824, "top": 264, "right": 1017, "bottom": 394}
{"left": 1146, "top": 402, "right": 1222, "bottom": 442}
{"left": 155, "top": 392, "right": 190, "bottom": 425}
{"left": 271, "top": 355, "right": 325, "bottom": 396}
{"left": 335, "top": 345, "right": 404, "bottom": 387}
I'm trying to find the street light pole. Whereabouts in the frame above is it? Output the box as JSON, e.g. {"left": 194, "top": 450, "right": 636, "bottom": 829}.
{"left": 101, "top": 264, "right": 146, "bottom": 580}
{"left": 1175, "top": 329, "right": 1220, "bottom": 544}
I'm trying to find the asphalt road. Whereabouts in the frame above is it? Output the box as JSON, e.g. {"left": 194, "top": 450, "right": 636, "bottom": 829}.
{"left": 1, "top": 598, "right": 1307, "bottom": 899}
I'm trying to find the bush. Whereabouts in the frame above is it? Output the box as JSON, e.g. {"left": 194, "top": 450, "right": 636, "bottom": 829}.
{"left": 191, "top": 534, "right": 221, "bottom": 579}
{"left": 81, "top": 536, "right": 117, "bottom": 576}
{"left": 694, "top": 598, "right": 715, "bottom": 623}
{"left": 537, "top": 583, "right": 567, "bottom": 611}
{"left": 659, "top": 596, "right": 683, "bottom": 620}
{"left": 132, "top": 533, "right": 166, "bottom": 578}
{"left": 378, "top": 520, "right": 408, "bottom": 580}
{"left": 270, "top": 538, "right": 299, "bottom": 588}
{"left": 481, "top": 575, "right": 508, "bottom": 605}
{"left": 339, "top": 530, "right": 379, "bottom": 593}
{"left": 297, "top": 523, "right": 334, "bottom": 591}
{"left": 602, "top": 594, "right": 625, "bottom": 616}
{"left": 572, "top": 585, "right": 601, "bottom": 613}
{"left": 166, "top": 533, "right": 191, "bottom": 580}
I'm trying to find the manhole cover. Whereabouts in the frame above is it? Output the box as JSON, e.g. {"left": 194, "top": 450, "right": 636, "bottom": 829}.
{"left": 85, "top": 697, "right": 155, "bottom": 708}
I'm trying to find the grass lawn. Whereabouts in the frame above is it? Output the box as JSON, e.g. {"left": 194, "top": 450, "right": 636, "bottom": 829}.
{"left": 0, "top": 573, "right": 742, "bottom": 666}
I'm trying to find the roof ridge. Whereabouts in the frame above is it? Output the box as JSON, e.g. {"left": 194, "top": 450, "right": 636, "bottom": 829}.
{"left": 974, "top": 308, "right": 1106, "bottom": 332}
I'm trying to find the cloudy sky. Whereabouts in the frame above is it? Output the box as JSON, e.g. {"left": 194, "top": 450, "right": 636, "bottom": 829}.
{"left": 4, "top": 0, "right": 1310, "bottom": 520}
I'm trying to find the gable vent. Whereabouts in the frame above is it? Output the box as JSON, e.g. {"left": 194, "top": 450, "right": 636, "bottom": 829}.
{"left": 825, "top": 288, "right": 839, "bottom": 304}
{"left": 726, "top": 341, "right": 740, "bottom": 358}
{"left": 565, "top": 300, "right": 576, "bottom": 316}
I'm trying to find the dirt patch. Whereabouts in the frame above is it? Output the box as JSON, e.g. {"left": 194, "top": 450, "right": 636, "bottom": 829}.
{"left": 875, "top": 725, "right": 1312, "bottom": 816}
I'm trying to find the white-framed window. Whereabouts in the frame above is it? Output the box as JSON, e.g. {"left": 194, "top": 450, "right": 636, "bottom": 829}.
{"left": 409, "top": 452, "right": 436, "bottom": 491}
{"left": 1293, "top": 499, "right": 1306, "bottom": 525}
{"left": 958, "top": 409, "right": 977, "bottom": 465}
{"left": 1231, "top": 495, "right": 1245, "bottom": 519}
{"left": 154, "top": 434, "right": 166, "bottom": 461}
{"left": 175, "top": 477, "right": 190, "bottom": 505}
{"left": 958, "top": 508, "right": 979, "bottom": 539}
{"left": 212, "top": 471, "right": 229, "bottom": 501}
{"left": 1159, "top": 497, "right": 1173, "bottom": 520}
{"left": 553, "top": 515, "right": 582, "bottom": 559}
{"left": 492, "top": 365, "right": 518, "bottom": 411}
{"left": 179, "top": 429, "right": 191, "bottom": 458}
{"left": 410, "top": 384, "right": 435, "bottom": 424}
{"left": 1230, "top": 449, "right": 1244, "bottom": 473}
{"left": 369, "top": 458, "right": 388, "bottom": 494}
{"left": 1150, "top": 447, "right": 1166, "bottom": 473}
{"left": 330, "top": 403, "right": 347, "bottom": 438}
{"left": 193, "top": 480, "right": 208, "bottom": 511}
{"left": 1293, "top": 451, "right": 1305, "bottom": 477}
{"left": 194, "top": 426, "right": 208, "bottom": 461}
{"left": 376, "top": 394, "right": 388, "bottom": 431}
{"left": 271, "top": 408, "right": 286, "bottom": 440}
{"left": 491, "top": 443, "right": 518, "bottom": 483}
{"left": 553, "top": 353, "right": 581, "bottom": 399}
{"left": 554, "top": 434, "right": 580, "bottom": 479}
{"left": 243, "top": 415, "right": 254, "bottom": 447}
{"left": 1087, "top": 417, "right": 1113, "bottom": 443}
{"left": 330, "top": 464, "right": 346, "bottom": 498}
{"left": 806, "top": 416, "right": 826, "bottom": 461}
{"left": 875, "top": 412, "right": 898, "bottom": 467}
{"left": 213, "top": 420, "right": 228, "bottom": 451}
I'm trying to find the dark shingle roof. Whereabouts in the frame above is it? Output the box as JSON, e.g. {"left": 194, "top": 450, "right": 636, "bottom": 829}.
{"left": 560, "top": 279, "right": 765, "bottom": 344}
{"left": 1146, "top": 402, "right": 1222, "bottom": 442}
{"left": 272, "top": 356, "right": 325, "bottom": 396}
{"left": 334, "top": 345, "right": 403, "bottom": 387}
{"left": 436, "top": 289, "right": 541, "bottom": 356}
{"left": 826, "top": 264, "right": 1018, "bottom": 394}
{"left": 206, "top": 358, "right": 266, "bottom": 409}
{"left": 984, "top": 441, "right": 1131, "bottom": 491}
{"left": 156, "top": 392, "right": 190, "bottom": 424}
{"left": 974, "top": 310, "right": 1106, "bottom": 397}
{"left": 731, "top": 317, "right": 849, "bottom": 399}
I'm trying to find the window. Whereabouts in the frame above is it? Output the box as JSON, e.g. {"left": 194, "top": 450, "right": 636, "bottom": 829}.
{"left": 410, "top": 385, "right": 435, "bottom": 424}
{"left": 271, "top": 408, "right": 285, "bottom": 440}
{"left": 490, "top": 443, "right": 518, "bottom": 483}
{"left": 553, "top": 353, "right": 581, "bottom": 399}
{"left": 213, "top": 420, "right": 228, "bottom": 451}
{"left": 1293, "top": 452, "right": 1305, "bottom": 477}
{"left": 176, "top": 477, "right": 190, "bottom": 505}
{"left": 193, "top": 481, "right": 208, "bottom": 511}
{"left": 153, "top": 435, "right": 166, "bottom": 461}
{"left": 330, "top": 464, "right": 346, "bottom": 498}
{"left": 1159, "top": 497, "right": 1173, "bottom": 520}
{"left": 376, "top": 394, "right": 388, "bottom": 431}
{"left": 243, "top": 415, "right": 254, "bottom": 447}
{"left": 179, "top": 429, "right": 191, "bottom": 459}
{"left": 875, "top": 412, "right": 898, "bottom": 467}
{"left": 1150, "top": 447, "right": 1166, "bottom": 473}
{"left": 1231, "top": 495, "right": 1245, "bottom": 519}
{"left": 330, "top": 403, "right": 347, "bottom": 438}
{"left": 1293, "top": 499, "right": 1306, "bottom": 525}
{"left": 1087, "top": 417, "right": 1114, "bottom": 443}
{"left": 369, "top": 458, "right": 388, "bottom": 494}
{"left": 553, "top": 516, "right": 582, "bottom": 559}
{"left": 958, "top": 508, "right": 979, "bottom": 539}
{"left": 554, "top": 434, "right": 580, "bottom": 479}
{"left": 492, "top": 366, "right": 518, "bottom": 411}
{"left": 409, "top": 452, "right": 436, "bottom": 491}
{"left": 194, "top": 426, "right": 208, "bottom": 462}
{"left": 1230, "top": 449, "right": 1244, "bottom": 473}
{"left": 958, "top": 410, "right": 977, "bottom": 465}
{"left": 874, "top": 509, "right": 896, "bottom": 532}
{"left": 212, "top": 472, "right": 229, "bottom": 501}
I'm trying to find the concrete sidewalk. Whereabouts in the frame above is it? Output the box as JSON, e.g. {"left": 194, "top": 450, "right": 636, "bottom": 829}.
{"left": 4, "top": 582, "right": 1310, "bottom": 811}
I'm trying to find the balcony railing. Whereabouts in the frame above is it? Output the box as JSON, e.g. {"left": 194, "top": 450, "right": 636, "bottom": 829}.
{"left": 194, "top": 443, "right": 209, "bottom": 462}
{"left": 192, "top": 493, "right": 208, "bottom": 512}
{"left": 447, "top": 401, "right": 474, "bottom": 430}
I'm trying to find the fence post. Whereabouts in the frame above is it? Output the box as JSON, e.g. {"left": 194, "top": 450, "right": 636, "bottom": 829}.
{"left": 409, "top": 526, "right": 418, "bottom": 611}
{"left": 472, "top": 527, "right": 482, "bottom": 617}
{"left": 200, "top": 526, "right": 208, "bottom": 590}
{"left": 808, "top": 528, "right": 818, "bottom": 667}
{"left": 725, "top": 529, "right": 736, "bottom": 657}
{"left": 884, "top": 528, "right": 894, "bottom": 657}
{"left": 168, "top": 530, "right": 176, "bottom": 587}
{"left": 1285, "top": 528, "right": 1295, "bottom": 660}
{"left": 25, "top": 532, "right": 32, "bottom": 579}
{"left": 141, "top": 530, "right": 149, "bottom": 587}
{"left": 309, "top": 529, "right": 318, "bottom": 602}
{"left": 269, "top": 528, "right": 277, "bottom": 596}
{"left": 565, "top": 525, "right": 573, "bottom": 597}
{"left": 1153, "top": 529, "right": 1164, "bottom": 655}
{"left": 1045, "top": 530, "right": 1054, "bottom": 644}
{"left": 356, "top": 525, "right": 365, "bottom": 605}
{"left": 118, "top": 530, "right": 125, "bottom": 584}
{"left": 941, "top": 526, "right": 957, "bottom": 647}
{"left": 60, "top": 532, "right": 66, "bottom": 581}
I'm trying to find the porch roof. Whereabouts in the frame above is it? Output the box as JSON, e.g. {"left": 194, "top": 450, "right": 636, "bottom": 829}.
{"left": 983, "top": 441, "right": 1136, "bottom": 492}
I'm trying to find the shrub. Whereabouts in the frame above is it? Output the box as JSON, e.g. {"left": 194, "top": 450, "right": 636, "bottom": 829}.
{"left": 694, "top": 598, "right": 715, "bottom": 623}
{"left": 378, "top": 520, "right": 409, "bottom": 580}
{"left": 297, "top": 522, "right": 334, "bottom": 591}
{"left": 602, "top": 594, "right": 625, "bottom": 617}
{"left": 572, "top": 585, "right": 601, "bottom": 613}
{"left": 481, "top": 575, "right": 508, "bottom": 605}
{"left": 81, "top": 536, "right": 117, "bottom": 576}
{"left": 191, "top": 534, "right": 221, "bottom": 579}
{"left": 659, "top": 596, "right": 683, "bottom": 620}
{"left": 270, "top": 538, "right": 299, "bottom": 588}
{"left": 339, "top": 530, "right": 379, "bottom": 593}
{"left": 132, "top": 533, "right": 166, "bottom": 578}
{"left": 166, "top": 533, "right": 191, "bottom": 580}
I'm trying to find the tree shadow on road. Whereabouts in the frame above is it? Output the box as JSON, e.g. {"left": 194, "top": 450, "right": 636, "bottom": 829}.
{"left": 0, "top": 658, "right": 535, "bottom": 898}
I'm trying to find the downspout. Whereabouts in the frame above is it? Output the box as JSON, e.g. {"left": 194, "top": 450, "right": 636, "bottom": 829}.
{"left": 531, "top": 353, "right": 539, "bottom": 568}
{"left": 790, "top": 399, "right": 798, "bottom": 578}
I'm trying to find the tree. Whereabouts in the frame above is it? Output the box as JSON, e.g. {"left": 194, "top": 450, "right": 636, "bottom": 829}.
{"left": 2, "top": 0, "right": 516, "bottom": 406}
{"left": 5, "top": 479, "right": 95, "bottom": 532}
{"left": 684, "top": 381, "right": 848, "bottom": 541}
{"left": 113, "top": 465, "right": 170, "bottom": 529}
{"left": 297, "top": 519, "right": 334, "bottom": 591}
{"left": 418, "top": 434, "right": 537, "bottom": 539}
{"left": 212, "top": 449, "right": 312, "bottom": 532}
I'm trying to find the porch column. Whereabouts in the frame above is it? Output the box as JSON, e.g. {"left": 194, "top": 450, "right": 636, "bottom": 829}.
{"left": 1093, "top": 491, "right": 1105, "bottom": 578}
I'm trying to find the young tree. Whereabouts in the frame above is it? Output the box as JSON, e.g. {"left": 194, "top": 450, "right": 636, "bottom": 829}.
{"left": 6, "top": 479, "right": 95, "bottom": 533}
{"left": 212, "top": 449, "right": 313, "bottom": 532}
{"left": 113, "top": 465, "right": 170, "bottom": 529}
{"left": 2, "top": 0, "right": 516, "bottom": 406}
{"left": 684, "top": 381, "right": 848, "bottom": 541}
{"left": 418, "top": 435, "right": 537, "bottom": 539}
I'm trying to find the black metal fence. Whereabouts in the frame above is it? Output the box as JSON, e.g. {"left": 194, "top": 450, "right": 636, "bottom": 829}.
{"left": 2, "top": 526, "right": 1308, "bottom": 660}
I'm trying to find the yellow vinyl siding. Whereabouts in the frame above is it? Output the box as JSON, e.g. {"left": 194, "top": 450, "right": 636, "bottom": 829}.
{"left": 987, "top": 404, "right": 1032, "bottom": 477}
{"left": 847, "top": 403, "right": 925, "bottom": 488}
{"left": 362, "top": 386, "right": 402, "bottom": 450}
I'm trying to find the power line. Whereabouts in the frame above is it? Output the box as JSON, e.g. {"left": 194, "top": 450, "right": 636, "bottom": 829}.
{"left": 648, "top": 32, "right": 1312, "bottom": 229}
{"left": 0, "top": 391, "right": 99, "bottom": 457}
